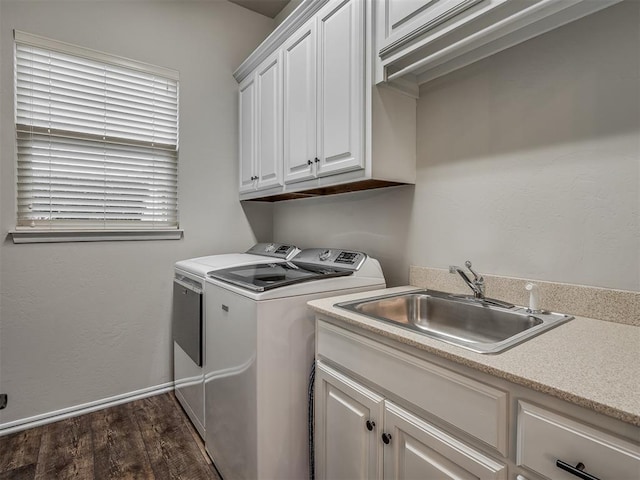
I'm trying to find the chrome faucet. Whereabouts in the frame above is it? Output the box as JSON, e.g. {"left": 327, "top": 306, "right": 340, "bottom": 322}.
{"left": 449, "top": 260, "right": 485, "bottom": 298}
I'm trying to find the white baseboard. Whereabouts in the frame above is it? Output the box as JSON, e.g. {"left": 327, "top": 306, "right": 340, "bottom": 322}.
{"left": 0, "top": 382, "right": 175, "bottom": 436}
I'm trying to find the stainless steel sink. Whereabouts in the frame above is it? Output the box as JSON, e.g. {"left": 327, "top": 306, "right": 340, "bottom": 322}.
{"left": 335, "top": 290, "right": 572, "bottom": 354}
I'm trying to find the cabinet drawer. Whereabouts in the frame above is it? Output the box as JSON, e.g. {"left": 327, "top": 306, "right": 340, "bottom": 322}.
{"left": 517, "top": 401, "right": 640, "bottom": 480}
{"left": 317, "top": 320, "right": 508, "bottom": 454}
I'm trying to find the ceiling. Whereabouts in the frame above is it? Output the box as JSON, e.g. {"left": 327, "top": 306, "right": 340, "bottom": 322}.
{"left": 228, "top": 0, "right": 290, "bottom": 18}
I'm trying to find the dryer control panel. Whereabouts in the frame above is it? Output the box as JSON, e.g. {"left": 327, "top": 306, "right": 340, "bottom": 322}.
{"left": 292, "top": 248, "right": 367, "bottom": 271}
{"left": 245, "top": 243, "right": 299, "bottom": 260}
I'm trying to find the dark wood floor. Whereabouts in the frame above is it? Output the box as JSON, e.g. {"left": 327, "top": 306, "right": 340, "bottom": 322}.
{"left": 0, "top": 393, "right": 221, "bottom": 480}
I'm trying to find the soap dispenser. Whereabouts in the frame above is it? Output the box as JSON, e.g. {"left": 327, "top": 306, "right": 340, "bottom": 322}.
{"left": 525, "top": 283, "right": 541, "bottom": 313}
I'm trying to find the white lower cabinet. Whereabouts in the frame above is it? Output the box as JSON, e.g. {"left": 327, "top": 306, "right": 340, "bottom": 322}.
{"left": 315, "top": 362, "right": 383, "bottom": 480}
{"left": 315, "top": 319, "right": 640, "bottom": 480}
{"left": 384, "top": 401, "right": 506, "bottom": 480}
{"left": 315, "top": 361, "right": 506, "bottom": 480}
{"left": 517, "top": 402, "right": 640, "bottom": 480}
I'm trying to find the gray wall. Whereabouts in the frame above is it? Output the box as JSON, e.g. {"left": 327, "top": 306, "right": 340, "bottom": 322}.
{"left": 0, "top": 0, "right": 274, "bottom": 426}
{"left": 274, "top": 1, "right": 640, "bottom": 291}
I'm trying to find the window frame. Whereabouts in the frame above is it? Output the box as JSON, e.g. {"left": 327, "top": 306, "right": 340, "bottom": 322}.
{"left": 10, "top": 31, "right": 182, "bottom": 243}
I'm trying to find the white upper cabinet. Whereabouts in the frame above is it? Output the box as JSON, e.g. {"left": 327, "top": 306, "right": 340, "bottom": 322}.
{"left": 375, "top": 0, "right": 623, "bottom": 96}
{"left": 238, "top": 75, "right": 256, "bottom": 193}
{"left": 284, "top": 0, "right": 364, "bottom": 186}
{"left": 234, "top": 0, "right": 417, "bottom": 201}
{"left": 283, "top": 19, "right": 317, "bottom": 184}
{"left": 316, "top": 0, "right": 364, "bottom": 177}
{"left": 255, "top": 53, "right": 283, "bottom": 190}
{"left": 236, "top": 0, "right": 623, "bottom": 198}
{"left": 379, "top": 0, "right": 484, "bottom": 50}
{"left": 239, "top": 52, "right": 284, "bottom": 193}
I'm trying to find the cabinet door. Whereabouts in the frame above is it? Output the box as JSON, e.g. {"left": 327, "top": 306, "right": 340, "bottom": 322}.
{"left": 315, "top": 361, "right": 383, "bottom": 480}
{"left": 316, "top": 0, "right": 364, "bottom": 177}
{"left": 383, "top": 401, "right": 506, "bottom": 480}
{"left": 283, "top": 19, "right": 317, "bottom": 184}
{"left": 377, "top": 0, "right": 486, "bottom": 52}
{"left": 255, "top": 52, "right": 283, "bottom": 191}
{"left": 238, "top": 74, "right": 256, "bottom": 193}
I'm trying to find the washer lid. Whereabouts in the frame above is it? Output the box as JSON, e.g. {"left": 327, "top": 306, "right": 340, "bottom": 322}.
{"left": 176, "top": 253, "right": 277, "bottom": 277}
{"left": 207, "top": 262, "right": 353, "bottom": 292}
{"left": 174, "top": 243, "right": 300, "bottom": 277}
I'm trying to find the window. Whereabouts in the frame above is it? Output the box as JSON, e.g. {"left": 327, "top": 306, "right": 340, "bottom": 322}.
{"left": 14, "top": 31, "right": 180, "bottom": 241}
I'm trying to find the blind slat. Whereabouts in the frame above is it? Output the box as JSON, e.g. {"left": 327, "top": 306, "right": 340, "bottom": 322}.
{"left": 16, "top": 100, "right": 179, "bottom": 128}
{"left": 17, "top": 85, "right": 179, "bottom": 113}
{"left": 15, "top": 36, "right": 179, "bottom": 229}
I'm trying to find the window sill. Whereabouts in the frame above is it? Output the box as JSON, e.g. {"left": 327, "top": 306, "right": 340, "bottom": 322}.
{"left": 9, "top": 229, "right": 183, "bottom": 244}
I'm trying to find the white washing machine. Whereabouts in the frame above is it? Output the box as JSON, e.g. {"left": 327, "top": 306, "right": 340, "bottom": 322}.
{"left": 172, "top": 243, "right": 299, "bottom": 438}
{"left": 203, "top": 248, "right": 386, "bottom": 480}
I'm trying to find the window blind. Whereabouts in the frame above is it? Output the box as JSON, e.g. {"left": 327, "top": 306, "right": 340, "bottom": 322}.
{"left": 14, "top": 31, "right": 179, "bottom": 230}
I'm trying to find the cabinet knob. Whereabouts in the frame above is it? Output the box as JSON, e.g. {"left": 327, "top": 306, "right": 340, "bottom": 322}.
{"left": 556, "top": 460, "right": 600, "bottom": 480}
{"left": 381, "top": 433, "right": 392, "bottom": 445}
{"left": 314, "top": 157, "right": 320, "bottom": 163}
{"left": 365, "top": 420, "right": 375, "bottom": 431}
{"left": 307, "top": 159, "right": 313, "bottom": 166}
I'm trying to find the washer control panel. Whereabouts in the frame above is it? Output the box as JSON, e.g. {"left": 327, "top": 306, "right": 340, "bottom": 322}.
{"left": 292, "top": 248, "right": 367, "bottom": 271}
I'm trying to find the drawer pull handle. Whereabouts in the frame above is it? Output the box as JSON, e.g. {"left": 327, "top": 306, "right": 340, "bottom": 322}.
{"left": 381, "top": 433, "right": 391, "bottom": 444}
{"left": 365, "top": 420, "right": 375, "bottom": 431}
{"left": 556, "top": 460, "right": 601, "bottom": 480}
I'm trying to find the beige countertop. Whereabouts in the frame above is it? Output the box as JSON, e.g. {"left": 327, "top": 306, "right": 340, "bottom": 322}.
{"left": 308, "top": 286, "right": 640, "bottom": 426}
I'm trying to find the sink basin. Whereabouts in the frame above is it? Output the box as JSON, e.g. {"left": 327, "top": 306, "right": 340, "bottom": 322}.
{"left": 335, "top": 290, "right": 572, "bottom": 354}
